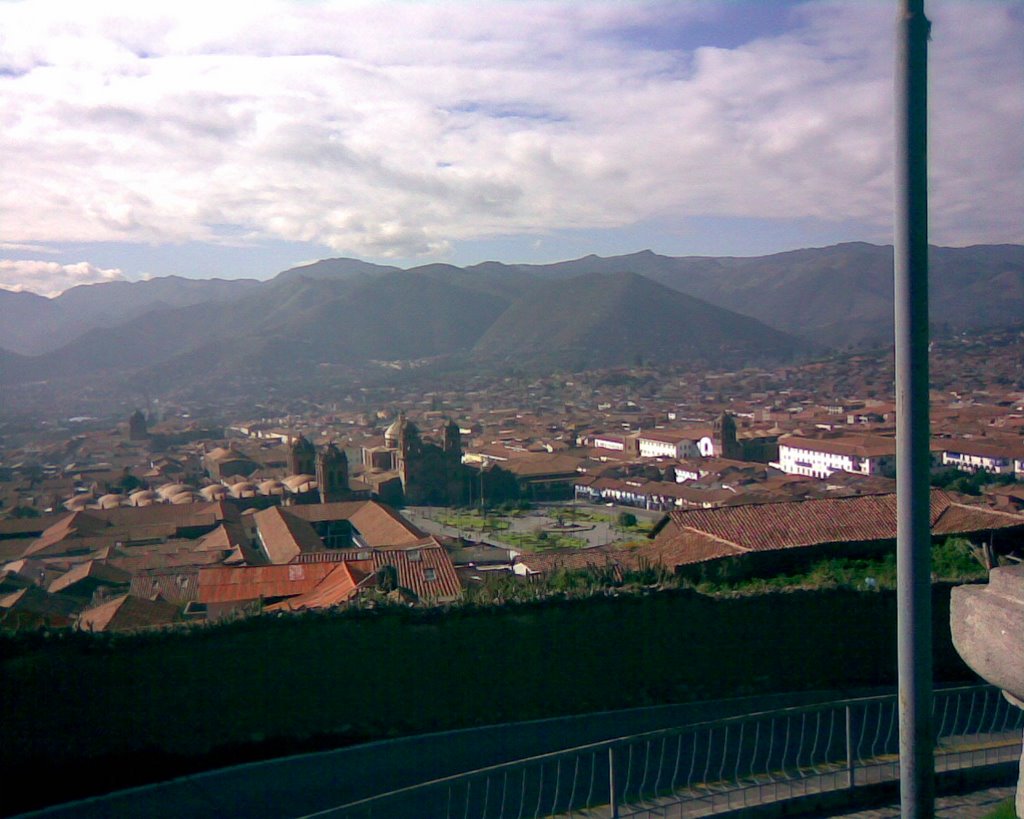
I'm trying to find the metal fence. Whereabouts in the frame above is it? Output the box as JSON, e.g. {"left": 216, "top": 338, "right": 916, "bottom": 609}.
{"left": 302, "top": 685, "right": 1022, "bottom": 819}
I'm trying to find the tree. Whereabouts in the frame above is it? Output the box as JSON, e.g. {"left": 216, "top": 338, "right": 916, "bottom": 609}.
{"left": 617, "top": 511, "right": 637, "bottom": 528}
{"left": 377, "top": 565, "right": 399, "bottom": 593}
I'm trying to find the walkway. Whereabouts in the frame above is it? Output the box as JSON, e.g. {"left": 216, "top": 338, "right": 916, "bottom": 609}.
{"left": 825, "top": 783, "right": 1015, "bottom": 818}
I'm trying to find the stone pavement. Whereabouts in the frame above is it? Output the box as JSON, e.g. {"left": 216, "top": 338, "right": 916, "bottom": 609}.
{"left": 824, "top": 784, "right": 1016, "bottom": 817}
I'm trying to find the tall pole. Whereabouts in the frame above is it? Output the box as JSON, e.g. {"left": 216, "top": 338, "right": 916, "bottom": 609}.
{"left": 894, "top": 1, "right": 933, "bottom": 816}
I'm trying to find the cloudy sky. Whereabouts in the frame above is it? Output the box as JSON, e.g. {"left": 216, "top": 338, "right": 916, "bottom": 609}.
{"left": 2, "top": 0, "right": 1021, "bottom": 296}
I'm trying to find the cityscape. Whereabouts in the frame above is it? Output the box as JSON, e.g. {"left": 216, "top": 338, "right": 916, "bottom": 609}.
{"left": 1, "top": 1, "right": 1023, "bottom": 817}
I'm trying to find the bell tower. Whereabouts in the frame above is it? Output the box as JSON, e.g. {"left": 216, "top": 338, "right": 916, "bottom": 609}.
{"left": 316, "top": 442, "right": 349, "bottom": 503}
{"left": 288, "top": 435, "right": 316, "bottom": 475}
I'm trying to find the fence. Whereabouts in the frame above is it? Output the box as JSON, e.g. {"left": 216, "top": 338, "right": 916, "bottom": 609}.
{"left": 301, "top": 685, "right": 1022, "bottom": 819}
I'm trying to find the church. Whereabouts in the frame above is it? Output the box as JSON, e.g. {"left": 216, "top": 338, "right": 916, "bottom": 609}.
{"left": 360, "top": 414, "right": 467, "bottom": 505}
{"left": 286, "top": 435, "right": 360, "bottom": 504}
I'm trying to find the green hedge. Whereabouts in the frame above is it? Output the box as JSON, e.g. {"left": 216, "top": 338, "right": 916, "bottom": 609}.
{"left": 0, "top": 585, "right": 973, "bottom": 812}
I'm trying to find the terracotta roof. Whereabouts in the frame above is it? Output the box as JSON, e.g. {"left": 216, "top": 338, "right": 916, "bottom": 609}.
{"left": 287, "top": 500, "right": 426, "bottom": 546}
{"left": 78, "top": 594, "right": 180, "bottom": 632}
{"left": 253, "top": 506, "right": 326, "bottom": 564}
{"left": 779, "top": 434, "right": 896, "bottom": 458}
{"left": 130, "top": 568, "right": 201, "bottom": 603}
{"left": 22, "top": 512, "right": 110, "bottom": 558}
{"left": 0, "top": 513, "right": 68, "bottom": 540}
{"left": 499, "top": 453, "right": 582, "bottom": 478}
{"left": 295, "top": 541, "right": 462, "bottom": 602}
{"left": 0, "top": 585, "right": 80, "bottom": 625}
{"left": 514, "top": 547, "right": 642, "bottom": 575}
{"left": 936, "top": 437, "right": 1024, "bottom": 460}
{"left": 638, "top": 428, "right": 712, "bottom": 445}
{"left": 48, "top": 560, "right": 131, "bottom": 595}
{"left": 649, "top": 490, "right": 1024, "bottom": 567}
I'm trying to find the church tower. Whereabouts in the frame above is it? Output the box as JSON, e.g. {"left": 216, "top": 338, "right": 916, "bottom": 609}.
{"left": 128, "top": 409, "right": 148, "bottom": 441}
{"left": 397, "top": 417, "right": 421, "bottom": 489}
{"left": 442, "top": 418, "right": 462, "bottom": 460}
{"left": 288, "top": 435, "right": 316, "bottom": 475}
{"left": 316, "top": 442, "right": 349, "bottom": 503}
{"left": 714, "top": 412, "right": 741, "bottom": 460}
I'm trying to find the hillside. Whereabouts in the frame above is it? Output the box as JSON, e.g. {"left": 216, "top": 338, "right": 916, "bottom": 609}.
{"left": 0, "top": 276, "right": 261, "bottom": 355}
{"left": 514, "top": 243, "right": 1024, "bottom": 346}
{"left": 473, "top": 271, "right": 802, "bottom": 370}
{"left": 3, "top": 242, "right": 1023, "bottom": 389}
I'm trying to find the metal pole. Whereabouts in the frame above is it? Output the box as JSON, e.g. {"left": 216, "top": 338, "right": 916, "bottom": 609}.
{"left": 894, "top": 1, "right": 934, "bottom": 816}
{"left": 608, "top": 747, "right": 619, "bottom": 818}
{"left": 846, "top": 704, "right": 855, "bottom": 789}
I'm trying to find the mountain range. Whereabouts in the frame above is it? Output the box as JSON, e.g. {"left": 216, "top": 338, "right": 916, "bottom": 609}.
{"left": 1, "top": 242, "right": 1022, "bottom": 391}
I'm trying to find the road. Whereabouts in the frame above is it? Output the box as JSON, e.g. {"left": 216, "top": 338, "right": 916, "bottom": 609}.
{"left": 20, "top": 690, "right": 881, "bottom": 819}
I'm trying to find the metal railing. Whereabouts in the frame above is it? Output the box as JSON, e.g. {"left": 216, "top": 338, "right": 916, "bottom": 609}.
{"left": 302, "top": 685, "right": 1022, "bottom": 819}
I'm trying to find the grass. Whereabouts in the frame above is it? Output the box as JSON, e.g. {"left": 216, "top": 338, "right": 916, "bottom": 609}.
{"left": 435, "top": 511, "right": 510, "bottom": 531}
{"left": 982, "top": 797, "right": 1017, "bottom": 819}
{"left": 693, "top": 538, "right": 987, "bottom": 594}
{"left": 502, "top": 531, "right": 589, "bottom": 551}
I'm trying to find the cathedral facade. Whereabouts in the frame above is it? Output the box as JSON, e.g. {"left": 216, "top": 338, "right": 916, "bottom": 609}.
{"left": 382, "top": 414, "right": 467, "bottom": 505}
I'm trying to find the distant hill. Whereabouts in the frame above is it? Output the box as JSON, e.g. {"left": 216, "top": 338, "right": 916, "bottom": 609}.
{"left": 0, "top": 269, "right": 514, "bottom": 388}
{"left": 271, "top": 257, "right": 399, "bottom": 285}
{"left": 472, "top": 271, "right": 802, "bottom": 371}
{"left": 2, "top": 243, "right": 1023, "bottom": 389}
{"left": 0, "top": 276, "right": 261, "bottom": 355}
{"left": 0, "top": 288, "right": 59, "bottom": 356}
{"left": 512, "top": 243, "right": 1024, "bottom": 346}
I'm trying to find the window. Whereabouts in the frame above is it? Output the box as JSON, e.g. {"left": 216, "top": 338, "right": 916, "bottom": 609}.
{"left": 408, "top": 550, "right": 421, "bottom": 562}
{"left": 423, "top": 568, "right": 437, "bottom": 581}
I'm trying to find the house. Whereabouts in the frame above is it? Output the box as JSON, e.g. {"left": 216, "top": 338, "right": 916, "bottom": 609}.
{"left": 773, "top": 434, "right": 896, "bottom": 479}
{"left": 936, "top": 438, "right": 1024, "bottom": 478}
{"left": 646, "top": 490, "right": 1024, "bottom": 576}
{"left": 196, "top": 561, "right": 363, "bottom": 619}
{"left": 637, "top": 428, "right": 715, "bottom": 460}
{"left": 77, "top": 594, "right": 181, "bottom": 632}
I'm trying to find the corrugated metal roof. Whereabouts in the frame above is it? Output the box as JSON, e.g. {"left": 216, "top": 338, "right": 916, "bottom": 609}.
{"left": 197, "top": 563, "right": 340, "bottom": 603}
{"left": 265, "top": 564, "right": 362, "bottom": 612}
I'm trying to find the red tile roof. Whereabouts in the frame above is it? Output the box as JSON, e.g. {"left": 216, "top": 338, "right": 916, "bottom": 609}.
{"left": 286, "top": 500, "right": 426, "bottom": 546}
{"left": 253, "top": 506, "right": 325, "bottom": 564}
{"left": 78, "top": 594, "right": 180, "bottom": 632}
{"left": 649, "top": 490, "right": 1024, "bottom": 567}
{"left": 295, "top": 540, "right": 462, "bottom": 603}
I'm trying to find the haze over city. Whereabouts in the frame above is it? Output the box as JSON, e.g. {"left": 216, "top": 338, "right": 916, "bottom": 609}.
{"left": 2, "top": 0, "right": 1022, "bottom": 296}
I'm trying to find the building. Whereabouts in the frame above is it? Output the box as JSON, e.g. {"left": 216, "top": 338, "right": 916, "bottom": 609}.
{"left": 361, "top": 414, "right": 466, "bottom": 505}
{"left": 647, "top": 490, "right": 1024, "bottom": 576}
{"left": 773, "top": 434, "right": 896, "bottom": 479}
{"left": 636, "top": 428, "right": 714, "bottom": 460}
{"left": 937, "top": 438, "right": 1024, "bottom": 478}
{"left": 127, "top": 410, "right": 148, "bottom": 441}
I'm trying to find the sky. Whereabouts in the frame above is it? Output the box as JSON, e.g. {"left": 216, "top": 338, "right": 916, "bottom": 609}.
{"left": 1, "top": 0, "right": 1022, "bottom": 296}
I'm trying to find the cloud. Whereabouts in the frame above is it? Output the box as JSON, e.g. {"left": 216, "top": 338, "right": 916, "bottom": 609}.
{"left": 0, "top": 260, "right": 126, "bottom": 297}
{"left": 0, "top": 242, "right": 60, "bottom": 254}
{"left": 0, "top": 0, "right": 1020, "bottom": 264}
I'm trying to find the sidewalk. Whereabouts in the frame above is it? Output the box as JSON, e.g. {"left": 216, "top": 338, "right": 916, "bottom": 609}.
{"left": 823, "top": 783, "right": 1016, "bottom": 817}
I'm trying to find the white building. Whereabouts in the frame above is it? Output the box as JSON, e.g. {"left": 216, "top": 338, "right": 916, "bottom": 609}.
{"left": 637, "top": 428, "right": 715, "bottom": 460}
{"left": 592, "top": 434, "right": 626, "bottom": 452}
{"left": 938, "top": 439, "right": 1024, "bottom": 478}
{"left": 773, "top": 435, "right": 896, "bottom": 479}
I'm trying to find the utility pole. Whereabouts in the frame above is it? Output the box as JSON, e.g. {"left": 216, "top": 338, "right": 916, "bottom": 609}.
{"left": 894, "top": 0, "right": 933, "bottom": 816}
